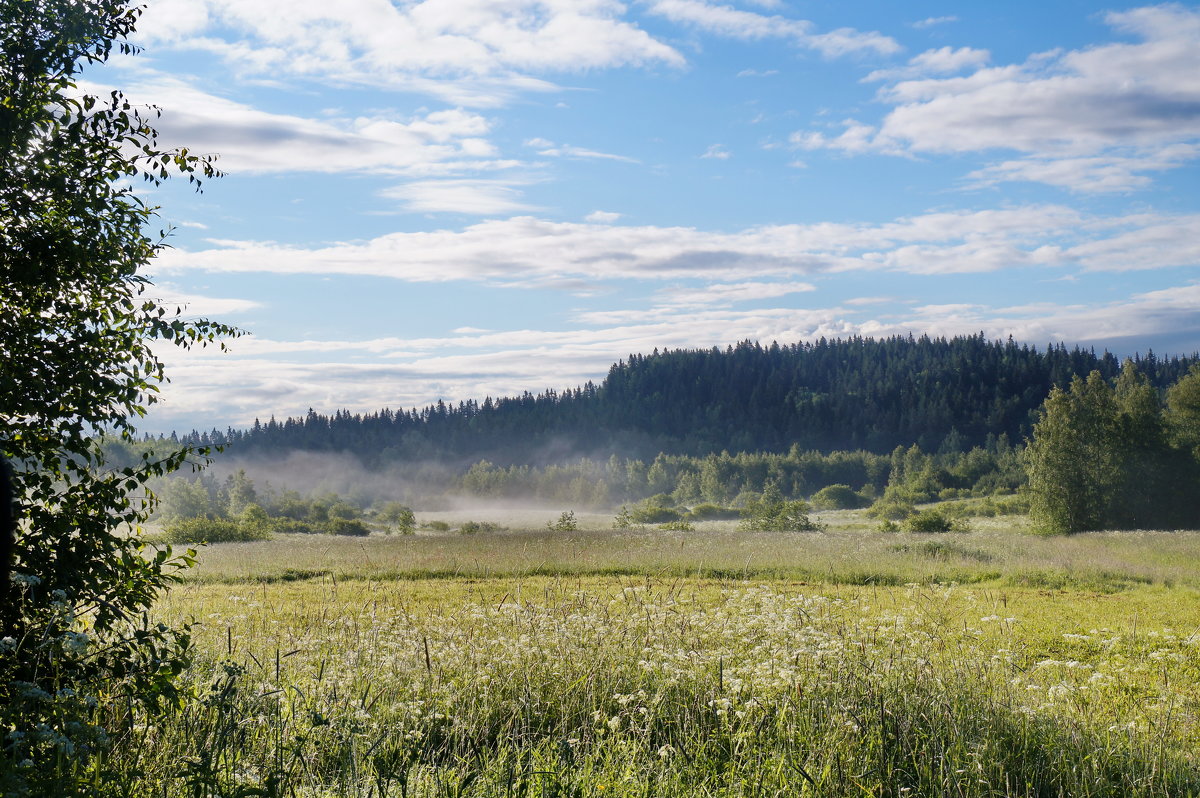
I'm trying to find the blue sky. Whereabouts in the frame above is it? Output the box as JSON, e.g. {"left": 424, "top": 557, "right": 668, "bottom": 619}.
{"left": 92, "top": 1, "right": 1200, "bottom": 432}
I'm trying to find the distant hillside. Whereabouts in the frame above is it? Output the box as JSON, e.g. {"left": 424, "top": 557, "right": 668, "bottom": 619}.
{"left": 181, "top": 335, "right": 1199, "bottom": 464}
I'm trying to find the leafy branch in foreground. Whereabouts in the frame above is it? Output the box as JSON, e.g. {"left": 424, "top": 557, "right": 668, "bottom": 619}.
{"left": 1, "top": 1, "right": 236, "bottom": 794}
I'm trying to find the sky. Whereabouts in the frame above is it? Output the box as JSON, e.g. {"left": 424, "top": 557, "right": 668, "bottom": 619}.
{"left": 91, "top": 0, "right": 1200, "bottom": 433}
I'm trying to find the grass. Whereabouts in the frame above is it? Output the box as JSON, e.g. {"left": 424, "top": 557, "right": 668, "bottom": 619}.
{"left": 182, "top": 511, "right": 1200, "bottom": 591}
{"left": 120, "top": 507, "right": 1200, "bottom": 796}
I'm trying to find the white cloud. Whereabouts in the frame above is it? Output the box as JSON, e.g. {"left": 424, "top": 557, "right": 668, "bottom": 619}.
{"left": 646, "top": 0, "right": 900, "bottom": 57}
{"left": 86, "top": 75, "right": 511, "bottom": 176}
{"left": 656, "top": 281, "right": 817, "bottom": 307}
{"left": 585, "top": 210, "right": 623, "bottom": 223}
{"left": 736, "top": 68, "right": 779, "bottom": 77}
{"left": 965, "top": 144, "right": 1199, "bottom": 193}
{"left": 863, "top": 46, "right": 989, "bottom": 82}
{"left": 527, "top": 138, "right": 638, "bottom": 162}
{"left": 791, "top": 119, "right": 889, "bottom": 155}
{"left": 701, "top": 143, "right": 731, "bottom": 159}
{"left": 911, "top": 16, "right": 957, "bottom": 29}
{"left": 134, "top": 0, "right": 685, "bottom": 106}
{"left": 157, "top": 207, "right": 1200, "bottom": 283}
{"left": 795, "top": 5, "right": 1200, "bottom": 190}
{"left": 379, "top": 179, "right": 539, "bottom": 215}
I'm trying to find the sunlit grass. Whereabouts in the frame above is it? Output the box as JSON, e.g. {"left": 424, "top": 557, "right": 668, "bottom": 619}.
{"left": 120, "top": 509, "right": 1200, "bottom": 796}
{"left": 181, "top": 509, "right": 1200, "bottom": 591}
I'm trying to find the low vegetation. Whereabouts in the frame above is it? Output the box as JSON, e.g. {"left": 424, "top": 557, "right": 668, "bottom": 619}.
{"left": 111, "top": 515, "right": 1200, "bottom": 796}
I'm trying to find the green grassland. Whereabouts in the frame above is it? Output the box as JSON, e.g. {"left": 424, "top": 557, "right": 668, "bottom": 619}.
{"left": 132, "top": 509, "right": 1200, "bottom": 796}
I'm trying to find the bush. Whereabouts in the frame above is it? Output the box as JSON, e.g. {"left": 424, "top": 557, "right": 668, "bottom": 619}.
{"left": 612, "top": 506, "right": 637, "bottom": 529}
{"left": 424, "top": 521, "right": 451, "bottom": 531}
{"left": 328, "top": 518, "right": 370, "bottom": 537}
{"left": 739, "top": 484, "right": 824, "bottom": 532}
{"left": 903, "top": 509, "right": 969, "bottom": 534}
{"left": 684, "top": 503, "right": 741, "bottom": 520}
{"left": 547, "top": 511, "right": 578, "bottom": 532}
{"left": 328, "top": 501, "right": 360, "bottom": 521}
{"left": 629, "top": 503, "right": 682, "bottom": 524}
{"left": 659, "top": 519, "right": 695, "bottom": 531}
{"left": 378, "top": 501, "right": 416, "bottom": 533}
{"left": 810, "top": 484, "right": 866, "bottom": 510}
{"left": 270, "top": 519, "right": 321, "bottom": 534}
{"left": 163, "top": 517, "right": 271, "bottom": 544}
{"left": 867, "top": 497, "right": 915, "bottom": 520}
{"left": 460, "top": 520, "right": 503, "bottom": 535}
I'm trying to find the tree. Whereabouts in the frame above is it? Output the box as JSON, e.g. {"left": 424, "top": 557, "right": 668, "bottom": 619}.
{"left": 1112, "top": 360, "right": 1173, "bottom": 529}
{"left": 1, "top": 2, "right": 234, "bottom": 793}
{"left": 1024, "top": 372, "right": 1122, "bottom": 534}
{"left": 1166, "top": 365, "right": 1200, "bottom": 457}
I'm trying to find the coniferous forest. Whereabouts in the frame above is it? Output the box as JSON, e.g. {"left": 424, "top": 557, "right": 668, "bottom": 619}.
{"left": 180, "top": 334, "right": 1199, "bottom": 465}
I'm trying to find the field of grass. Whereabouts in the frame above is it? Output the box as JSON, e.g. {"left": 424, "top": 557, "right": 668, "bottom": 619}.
{"left": 127, "top": 509, "right": 1200, "bottom": 796}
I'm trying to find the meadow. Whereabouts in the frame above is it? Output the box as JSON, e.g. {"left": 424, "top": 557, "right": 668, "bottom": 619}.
{"left": 131, "top": 509, "right": 1200, "bottom": 797}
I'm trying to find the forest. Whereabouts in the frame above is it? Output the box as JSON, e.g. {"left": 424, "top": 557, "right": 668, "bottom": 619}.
{"left": 174, "top": 335, "right": 1199, "bottom": 465}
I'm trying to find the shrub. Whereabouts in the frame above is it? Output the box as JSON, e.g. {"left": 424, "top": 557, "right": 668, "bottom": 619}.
{"left": 424, "top": 520, "right": 451, "bottom": 531}
{"left": 739, "top": 484, "right": 824, "bottom": 532}
{"left": 460, "top": 520, "right": 503, "bottom": 535}
{"left": 328, "top": 518, "right": 370, "bottom": 537}
{"left": 659, "top": 519, "right": 695, "bottom": 531}
{"left": 903, "top": 509, "right": 969, "bottom": 534}
{"left": 270, "top": 519, "right": 321, "bottom": 534}
{"left": 547, "top": 511, "right": 578, "bottom": 532}
{"left": 684, "top": 503, "right": 741, "bottom": 521}
{"left": 867, "top": 497, "right": 915, "bottom": 520}
{"left": 328, "top": 501, "right": 360, "bottom": 521}
{"left": 378, "top": 501, "right": 416, "bottom": 533}
{"left": 612, "top": 505, "right": 637, "bottom": 529}
{"left": 163, "top": 518, "right": 271, "bottom": 544}
{"left": 629, "top": 503, "right": 683, "bottom": 524}
{"left": 238, "top": 503, "right": 273, "bottom": 537}
{"left": 810, "top": 483, "right": 866, "bottom": 510}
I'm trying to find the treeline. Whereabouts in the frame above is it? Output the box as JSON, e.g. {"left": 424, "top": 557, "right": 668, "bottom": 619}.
{"left": 147, "top": 437, "right": 1025, "bottom": 524}
{"left": 149, "top": 468, "right": 418, "bottom": 541}
{"left": 454, "top": 439, "right": 1025, "bottom": 509}
{"left": 172, "top": 335, "right": 1199, "bottom": 464}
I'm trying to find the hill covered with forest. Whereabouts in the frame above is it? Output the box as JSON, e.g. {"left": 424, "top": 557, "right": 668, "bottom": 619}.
{"left": 181, "top": 334, "right": 1199, "bottom": 465}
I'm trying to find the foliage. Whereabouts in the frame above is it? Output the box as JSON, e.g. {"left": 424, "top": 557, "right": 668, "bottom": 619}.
{"left": 0, "top": 1, "right": 235, "bottom": 793}
{"left": 459, "top": 520, "right": 503, "bottom": 535}
{"left": 546, "top": 511, "right": 577, "bottom": 532}
{"left": 739, "top": 483, "right": 824, "bottom": 532}
{"left": 328, "top": 518, "right": 370, "bottom": 537}
{"left": 1026, "top": 363, "right": 1200, "bottom": 534}
{"left": 867, "top": 496, "right": 916, "bottom": 520}
{"left": 378, "top": 501, "right": 416, "bottom": 534}
{"left": 627, "top": 501, "right": 682, "bottom": 524}
{"left": 683, "top": 503, "right": 740, "bottom": 520}
{"left": 1166, "top": 365, "right": 1200, "bottom": 457}
{"left": 810, "top": 483, "right": 867, "bottom": 510}
{"left": 162, "top": 518, "right": 271, "bottom": 545}
{"left": 902, "top": 508, "right": 969, "bottom": 534}
{"left": 658, "top": 518, "right": 695, "bottom": 531}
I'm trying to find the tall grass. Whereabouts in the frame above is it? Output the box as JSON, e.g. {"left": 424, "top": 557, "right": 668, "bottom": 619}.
{"left": 181, "top": 521, "right": 1200, "bottom": 591}
{"left": 118, "top": 575, "right": 1200, "bottom": 796}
